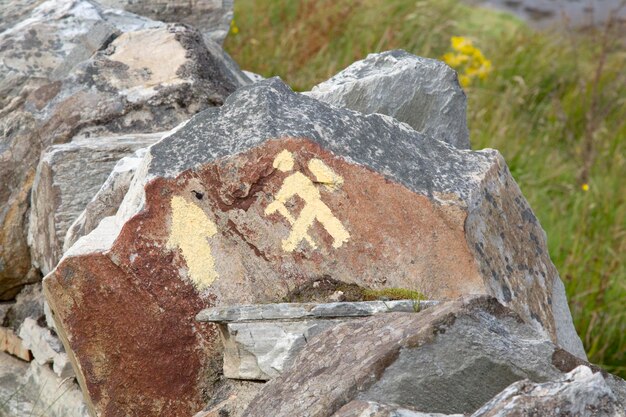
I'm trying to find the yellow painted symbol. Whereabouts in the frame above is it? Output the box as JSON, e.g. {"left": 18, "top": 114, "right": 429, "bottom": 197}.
{"left": 265, "top": 150, "right": 350, "bottom": 252}
{"left": 167, "top": 196, "right": 218, "bottom": 290}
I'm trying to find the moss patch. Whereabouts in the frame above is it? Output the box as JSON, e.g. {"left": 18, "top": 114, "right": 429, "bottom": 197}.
{"left": 283, "top": 276, "right": 425, "bottom": 303}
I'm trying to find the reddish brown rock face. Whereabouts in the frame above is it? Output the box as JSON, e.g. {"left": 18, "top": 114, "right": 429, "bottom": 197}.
{"left": 44, "top": 79, "right": 584, "bottom": 416}
{"left": 45, "top": 138, "right": 487, "bottom": 416}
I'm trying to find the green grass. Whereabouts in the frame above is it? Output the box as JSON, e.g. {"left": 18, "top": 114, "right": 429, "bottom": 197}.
{"left": 225, "top": 0, "right": 626, "bottom": 376}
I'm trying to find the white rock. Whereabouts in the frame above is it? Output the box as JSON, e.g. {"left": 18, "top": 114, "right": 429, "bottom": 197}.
{"left": 18, "top": 317, "right": 74, "bottom": 378}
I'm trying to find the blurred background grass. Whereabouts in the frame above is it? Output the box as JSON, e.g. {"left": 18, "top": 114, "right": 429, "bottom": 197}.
{"left": 225, "top": 0, "right": 626, "bottom": 376}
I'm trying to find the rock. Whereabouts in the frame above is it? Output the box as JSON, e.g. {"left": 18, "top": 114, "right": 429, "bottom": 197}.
{"left": 99, "top": 0, "right": 234, "bottom": 44}
{"left": 64, "top": 146, "right": 151, "bottom": 252}
{"left": 0, "top": 327, "right": 32, "bottom": 361}
{"left": 45, "top": 78, "right": 582, "bottom": 416}
{"left": 198, "top": 300, "right": 438, "bottom": 323}
{"left": 0, "top": 0, "right": 158, "bottom": 299}
{"left": 0, "top": 0, "right": 46, "bottom": 33}
{"left": 193, "top": 378, "right": 265, "bottom": 417}
{"left": 18, "top": 317, "right": 74, "bottom": 378}
{"left": 333, "top": 401, "right": 462, "bottom": 417}
{"left": 1, "top": 10, "right": 244, "bottom": 298}
{"left": 243, "top": 296, "right": 621, "bottom": 417}
{"left": 243, "top": 70, "right": 266, "bottom": 84}
{"left": 473, "top": 365, "right": 625, "bottom": 417}
{"left": 306, "top": 50, "right": 470, "bottom": 149}
{"left": 0, "top": 0, "right": 161, "bottom": 108}
{"left": 29, "top": 134, "right": 161, "bottom": 275}
{"left": 1, "top": 283, "right": 44, "bottom": 331}
{"left": 0, "top": 353, "right": 89, "bottom": 417}
{"left": 44, "top": 300, "right": 56, "bottom": 331}
{"left": 199, "top": 300, "right": 437, "bottom": 381}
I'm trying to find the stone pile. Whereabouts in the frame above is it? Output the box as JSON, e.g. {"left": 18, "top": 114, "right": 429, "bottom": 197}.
{"left": 0, "top": 1, "right": 623, "bottom": 416}
{"left": 0, "top": 0, "right": 247, "bottom": 414}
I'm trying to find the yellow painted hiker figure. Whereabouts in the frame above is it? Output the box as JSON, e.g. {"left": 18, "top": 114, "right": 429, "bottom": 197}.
{"left": 265, "top": 150, "right": 350, "bottom": 252}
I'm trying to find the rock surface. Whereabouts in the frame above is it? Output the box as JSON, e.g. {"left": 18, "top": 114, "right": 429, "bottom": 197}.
{"left": 63, "top": 146, "right": 152, "bottom": 252}
{"left": 99, "top": 0, "right": 234, "bottom": 44}
{"left": 45, "top": 78, "right": 582, "bottom": 416}
{"left": 332, "top": 401, "right": 462, "bottom": 417}
{"left": 1, "top": 283, "right": 44, "bottom": 331}
{"left": 18, "top": 317, "right": 74, "bottom": 378}
{"left": 200, "top": 300, "right": 438, "bottom": 381}
{"left": 243, "top": 296, "right": 621, "bottom": 417}
{"left": 0, "top": 5, "right": 245, "bottom": 298}
{"left": 29, "top": 134, "right": 161, "bottom": 275}
{"left": 0, "top": 353, "right": 89, "bottom": 417}
{"left": 473, "top": 365, "right": 625, "bottom": 417}
{"left": 306, "top": 50, "right": 470, "bottom": 149}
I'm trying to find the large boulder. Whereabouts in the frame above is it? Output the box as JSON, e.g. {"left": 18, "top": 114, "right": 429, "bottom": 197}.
{"left": 306, "top": 50, "right": 470, "bottom": 149}
{"left": 45, "top": 78, "right": 583, "bottom": 416}
{"left": 0, "top": 3, "right": 246, "bottom": 298}
{"left": 28, "top": 134, "right": 161, "bottom": 275}
{"left": 243, "top": 296, "right": 622, "bottom": 417}
{"left": 99, "top": 0, "right": 234, "bottom": 44}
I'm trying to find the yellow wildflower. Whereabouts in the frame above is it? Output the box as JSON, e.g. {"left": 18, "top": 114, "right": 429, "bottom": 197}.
{"left": 230, "top": 19, "right": 239, "bottom": 35}
{"left": 581, "top": 183, "right": 589, "bottom": 192}
{"left": 442, "top": 36, "right": 492, "bottom": 87}
{"left": 458, "top": 74, "right": 471, "bottom": 88}
{"left": 451, "top": 36, "right": 475, "bottom": 55}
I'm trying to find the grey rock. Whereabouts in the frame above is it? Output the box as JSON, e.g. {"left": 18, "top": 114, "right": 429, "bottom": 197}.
{"left": 333, "top": 400, "right": 462, "bottom": 417}
{"left": 0, "top": 0, "right": 158, "bottom": 298}
{"left": 99, "top": 0, "right": 234, "bottom": 44}
{"left": 0, "top": 353, "right": 89, "bottom": 417}
{"left": 0, "top": 0, "right": 46, "bottom": 33}
{"left": 0, "top": 302, "right": 13, "bottom": 325}
{"left": 473, "top": 365, "right": 625, "bottom": 417}
{"left": 221, "top": 320, "right": 343, "bottom": 381}
{"left": 203, "top": 36, "right": 253, "bottom": 88}
{"left": 0, "top": 0, "right": 161, "bottom": 107}
{"left": 28, "top": 134, "right": 159, "bottom": 274}
{"left": 44, "top": 300, "right": 56, "bottom": 331}
{"left": 18, "top": 317, "right": 74, "bottom": 378}
{"left": 194, "top": 378, "right": 265, "bottom": 417}
{"left": 243, "top": 296, "right": 620, "bottom": 417}
{"left": 306, "top": 50, "right": 470, "bottom": 149}
{"left": 198, "top": 300, "right": 437, "bottom": 323}
{"left": 242, "top": 70, "right": 266, "bottom": 83}
{"left": 202, "top": 301, "right": 437, "bottom": 381}
{"left": 1, "top": 14, "right": 243, "bottom": 298}
{"left": 1, "top": 283, "right": 44, "bottom": 331}
{"left": 63, "top": 146, "right": 152, "bottom": 253}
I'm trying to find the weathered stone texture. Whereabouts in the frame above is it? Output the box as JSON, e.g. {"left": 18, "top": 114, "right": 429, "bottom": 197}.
{"left": 0, "top": 352, "right": 89, "bottom": 417}
{"left": 28, "top": 134, "right": 160, "bottom": 275}
{"left": 332, "top": 401, "right": 462, "bottom": 417}
{"left": 45, "top": 79, "right": 582, "bottom": 416}
{"left": 1, "top": 4, "right": 245, "bottom": 298}
{"left": 99, "top": 0, "right": 234, "bottom": 44}
{"left": 242, "top": 297, "right": 618, "bottom": 417}
{"left": 306, "top": 50, "right": 470, "bottom": 149}
{"left": 18, "top": 317, "right": 74, "bottom": 378}
{"left": 1, "top": 283, "right": 44, "bottom": 331}
{"left": 200, "top": 300, "right": 438, "bottom": 381}
{"left": 63, "top": 146, "right": 152, "bottom": 252}
{"left": 473, "top": 366, "right": 625, "bottom": 417}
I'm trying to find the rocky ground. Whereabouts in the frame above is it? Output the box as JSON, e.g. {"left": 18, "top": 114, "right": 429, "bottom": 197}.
{"left": 0, "top": 1, "right": 624, "bottom": 416}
